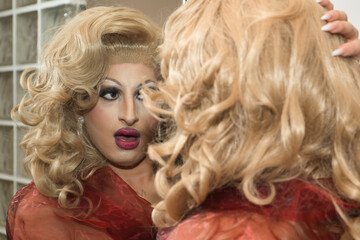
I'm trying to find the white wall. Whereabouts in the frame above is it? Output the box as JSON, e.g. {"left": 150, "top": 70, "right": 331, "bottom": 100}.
{"left": 332, "top": 0, "right": 360, "bottom": 30}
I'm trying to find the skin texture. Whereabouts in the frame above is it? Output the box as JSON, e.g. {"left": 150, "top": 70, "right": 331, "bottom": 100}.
{"left": 84, "top": 62, "right": 160, "bottom": 203}
{"left": 84, "top": 62, "right": 158, "bottom": 169}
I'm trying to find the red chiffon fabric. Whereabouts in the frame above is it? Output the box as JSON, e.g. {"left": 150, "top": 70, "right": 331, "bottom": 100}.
{"left": 6, "top": 167, "right": 155, "bottom": 240}
{"left": 158, "top": 179, "right": 359, "bottom": 240}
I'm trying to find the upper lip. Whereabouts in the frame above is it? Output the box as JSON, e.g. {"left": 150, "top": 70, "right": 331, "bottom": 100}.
{"left": 114, "top": 127, "right": 140, "bottom": 137}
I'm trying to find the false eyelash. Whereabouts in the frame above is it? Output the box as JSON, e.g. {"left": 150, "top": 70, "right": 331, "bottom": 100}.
{"left": 99, "top": 87, "right": 119, "bottom": 97}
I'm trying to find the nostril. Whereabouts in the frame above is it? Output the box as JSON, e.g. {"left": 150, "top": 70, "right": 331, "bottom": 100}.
{"left": 119, "top": 97, "right": 139, "bottom": 125}
{"left": 121, "top": 115, "right": 138, "bottom": 126}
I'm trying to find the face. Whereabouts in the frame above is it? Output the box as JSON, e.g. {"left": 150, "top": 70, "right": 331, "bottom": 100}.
{"left": 84, "top": 63, "right": 158, "bottom": 169}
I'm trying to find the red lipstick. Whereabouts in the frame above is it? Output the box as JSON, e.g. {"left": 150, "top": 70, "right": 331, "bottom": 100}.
{"left": 114, "top": 127, "right": 140, "bottom": 150}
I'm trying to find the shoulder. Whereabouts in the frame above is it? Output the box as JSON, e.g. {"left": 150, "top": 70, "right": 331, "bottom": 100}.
{"left": 8, "top": 182, "right": 49, "bottom": 220}
{"left": 159, "top": 210, "right": 317, "bottom": 240}
{"left": 7, "top": 182, "right": 71, "bottom": 239}
{"left": 10, "top": 182, "right": 58, "bottom": 216}
{"left": 7, "top": 181, "right": 115, "bottom": 239}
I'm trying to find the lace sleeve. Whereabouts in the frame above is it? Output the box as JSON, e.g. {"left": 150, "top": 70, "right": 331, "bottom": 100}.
{"left": 158, "top": 210, "right": 337, "bottom": 240}
{"left": 157, "top": 180, "right": 355, "bottom": 240}
{"left": 7, "top": 167, "right": 156, "bottom": 240}
{"left": 6, "top": 182, "right": 113, "bottom": 240}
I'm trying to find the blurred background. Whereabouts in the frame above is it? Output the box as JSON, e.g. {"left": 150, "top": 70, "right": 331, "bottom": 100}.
{"left": 0, "top": 0, "right": 358, "bottom": 239}
{"left": 332, "top": 0, "right": 360, "bottom": 30}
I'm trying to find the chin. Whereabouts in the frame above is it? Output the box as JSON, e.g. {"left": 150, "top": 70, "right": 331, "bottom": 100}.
{"left": 109, "top": 156, "right": 147, "bottom": 170}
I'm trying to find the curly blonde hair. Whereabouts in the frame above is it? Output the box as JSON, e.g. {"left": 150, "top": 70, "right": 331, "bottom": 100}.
{"left": 12, "top": 6, "right": 161, "bottom": 208}
{"left": 146, "top": 0, "right": 360, "bottom": 237}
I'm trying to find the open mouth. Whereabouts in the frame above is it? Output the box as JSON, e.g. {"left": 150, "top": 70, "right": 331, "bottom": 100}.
{"left": 114, "top": 128, "right": 140, "bottom": 150}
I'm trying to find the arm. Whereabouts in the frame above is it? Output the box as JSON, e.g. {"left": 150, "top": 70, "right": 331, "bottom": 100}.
{"left": 160, "top": 211, "right": 317, "bottom": 240}
{"left": 10, "top": 206, "right": 113, "bottom": 240}
{"left": 7, "top": 189, "right": 113, "bottom": 240}
{"left": 8, "top": 202, "right": 71, "bottom": 240}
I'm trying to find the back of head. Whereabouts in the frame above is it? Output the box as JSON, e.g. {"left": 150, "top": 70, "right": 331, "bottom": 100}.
{"left": 150, "top": 0, "right": 360, "bottom": 235}
{"left": 13, "top": 6, "right": 161, "bottom": 207}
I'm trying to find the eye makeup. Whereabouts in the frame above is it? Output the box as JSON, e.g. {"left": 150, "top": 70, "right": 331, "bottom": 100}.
{"left": 99, "top": 87, "right": 120, "bottom": 101}
{"left": 135, "top": 81, "right": 158, "bottom": 101}
{"left": 99, "top": 78, "right": 157, "bottom": 102}
{"left": 135, "top": 89, "right": 143, "bottom": 101}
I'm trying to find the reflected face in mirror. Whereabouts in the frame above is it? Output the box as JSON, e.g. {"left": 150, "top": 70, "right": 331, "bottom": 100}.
{"left": 84, "top": 63, "right": 158, "bottom": 169}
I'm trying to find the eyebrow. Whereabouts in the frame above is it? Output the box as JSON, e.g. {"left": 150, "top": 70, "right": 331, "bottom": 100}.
{"left": 137, "top": 80, "right": 156, "bottom": 89}
{"left": 104, "top": 77, "right": 122, "bottom": 87}
{"left": 103, "top": 78, "right": 155, "bottom": 89}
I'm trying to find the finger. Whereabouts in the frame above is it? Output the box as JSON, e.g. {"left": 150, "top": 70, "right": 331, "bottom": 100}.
{"left": 316, "top": 0, "right": 334, "bottom": 10}
{"left": 322, "top": 21, "right": 359, "bottom": 40}
{"left": 321, "top": 10, "right": 348, "bottom": 22}
{"left": 332, "top": 40, "right": 360, "bottom": 57}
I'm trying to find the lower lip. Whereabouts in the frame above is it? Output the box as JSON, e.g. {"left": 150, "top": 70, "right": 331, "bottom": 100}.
{"left": 115, "top": 136, "right": 140, "bottom": 150}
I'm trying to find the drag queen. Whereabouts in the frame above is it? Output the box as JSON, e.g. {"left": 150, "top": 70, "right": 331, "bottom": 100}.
{"left": 7, "top": 6, "right": 161, "bottom": 239}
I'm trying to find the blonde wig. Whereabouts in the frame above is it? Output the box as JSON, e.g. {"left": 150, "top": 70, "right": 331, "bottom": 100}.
{"left": 146, "top": 0, "right": 360, "bottom": 237}
{"left": 12, "top": 6, "right": 161, "bottom": 208}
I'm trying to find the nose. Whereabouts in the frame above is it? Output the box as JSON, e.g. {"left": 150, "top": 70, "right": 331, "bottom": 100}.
{"left": 119, "top": 95, "right": 138, "bottom": 126}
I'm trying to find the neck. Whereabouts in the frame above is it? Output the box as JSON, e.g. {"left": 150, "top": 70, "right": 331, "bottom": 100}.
{"left": 109, "top": 156, "right": 154, "bottom": 189}
{"left": 109, "top": 157, "right": 160, "bottom": 204}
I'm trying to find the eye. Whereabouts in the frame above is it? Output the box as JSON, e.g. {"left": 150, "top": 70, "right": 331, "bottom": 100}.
{"left": 99, "top": 87, "right": 120, "bottom": 101}
{"left": 135, "top": 90, "right": 144, "bottom": 101}
{"left": 148, "top": 86, "right": 159, "bottom": 91}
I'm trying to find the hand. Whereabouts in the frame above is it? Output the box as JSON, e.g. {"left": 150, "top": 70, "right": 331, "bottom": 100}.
{"left": 317, "top": 0, "right": 360, "bottom": 58}
{"left": 316, "top": 0, "right": 334, "bottom": 10}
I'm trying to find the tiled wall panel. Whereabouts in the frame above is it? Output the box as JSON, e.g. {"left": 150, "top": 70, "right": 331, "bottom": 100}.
{"left": 0, "top": 180, "right": 13, "bottom": 228}
{"left": 0, "top": 127, "right": 13, "bottom": 175}
{"left": 17, "top": 11, "right": 38, "bottom": 64}
{"left": 17, "top": 127, "right": 28, "bottom": 178}
{"left": 0, "top": 72, "right": 13, "bottom": 120}
{"left": 42, "top": 4, "right": 85, "bottom": 44}
{"left": 0, "top": 16, "right": 12, "bottom": 66}
{"left": 17, "top": 0, "right": 37, "bottom": 7}
{"left": 0, "top": 1, "right": 11, "bottom": 11}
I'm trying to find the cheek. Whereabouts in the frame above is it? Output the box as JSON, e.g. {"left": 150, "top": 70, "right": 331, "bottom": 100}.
{"left": 147, "top": 116, "right": 159, "bottom": 135}
{"left": 139, "top": 110, "right": 158, "bottom": 139}
{"left": 87, "top": 107, "right": 105, "bottom": 125}
{"left": 85, "top": 103, "right": 113, "bottom": 138}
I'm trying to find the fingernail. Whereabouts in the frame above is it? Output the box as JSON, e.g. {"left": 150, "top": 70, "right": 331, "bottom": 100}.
{"left": 321, "top": 14, "right": 331, "bottom": 20}
{"left": 321, "top": 24, "right": 333, "bottom": 31}
{"left": 332, "top": 48, "right": 344, "bottom": 56}
{"left": 316, "top": 0, "right": 322, "bottom": 3}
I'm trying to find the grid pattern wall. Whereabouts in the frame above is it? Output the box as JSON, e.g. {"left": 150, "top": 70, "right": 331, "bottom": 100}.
{"left": 0, "top": 0, "right": 85, "bottom": 238}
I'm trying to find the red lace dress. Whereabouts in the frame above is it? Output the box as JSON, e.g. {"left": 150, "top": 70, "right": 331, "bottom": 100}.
{"left": 157, "top": 180, "right": 359, "bottom": 240}
{"left": 6, "top": 167, "right": 155, "bottom": 240}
